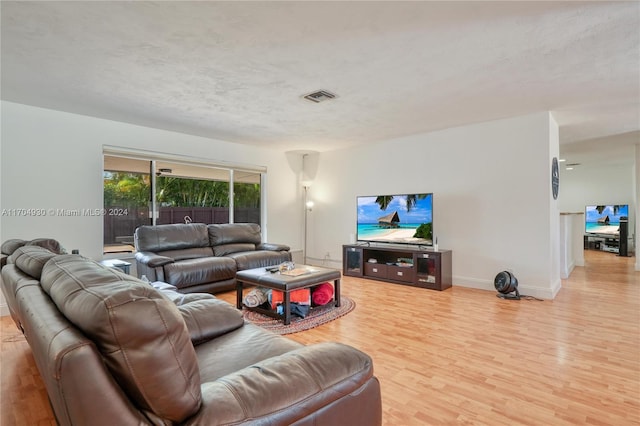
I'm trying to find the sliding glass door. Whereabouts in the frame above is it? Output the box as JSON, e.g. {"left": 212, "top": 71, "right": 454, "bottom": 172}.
{"left": 155, "top": 162, "right": 232, "bottom": 225}
{"left": 103, "top": 154, "right": 262, "bottom": 254}
{"left": 103, "top": 156, "right": 151, "bottom": 248}
{"left": 233, "top": 170, "right": 261, "bottom": 224}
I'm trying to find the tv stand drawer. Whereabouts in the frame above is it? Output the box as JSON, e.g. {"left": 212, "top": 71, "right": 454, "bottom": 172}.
{"left": 387, "top": 265, "right": 415, "bottom": 283}
{"left": 365, "top": 263, "right": 388, "bottom": 278}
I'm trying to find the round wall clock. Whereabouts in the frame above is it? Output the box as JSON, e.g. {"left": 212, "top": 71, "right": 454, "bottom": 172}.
{"left": 551, "top": 157, "right": 559, "bottom": 199}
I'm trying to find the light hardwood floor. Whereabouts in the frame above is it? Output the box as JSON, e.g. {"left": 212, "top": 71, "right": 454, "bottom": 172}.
{"left": 1, "top": 250, "right": 638, "bottom": 425}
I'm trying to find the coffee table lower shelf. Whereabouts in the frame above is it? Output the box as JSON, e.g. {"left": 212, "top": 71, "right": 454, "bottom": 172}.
{"left": 236, "top": 265, "right": 341, "bottom": 325}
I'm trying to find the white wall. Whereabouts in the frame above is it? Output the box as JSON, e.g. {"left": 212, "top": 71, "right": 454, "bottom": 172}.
{"left": 636, "top": 144, "right": 640, "bottom": 271}
{"left": 559, "top": 163, "right": 634, "bottom": 218}
{"left": 0, "top": 104, "right": 564, "bottom": 318}
{"left": 306, "top": 112, "right": 561, "bottom": 299}
{"left": 1, "top": 101, "right": 303, "bottom": 256}
{"left": 559, "top": 213, "right": 585, "bottom": 278}
{"left": 548, "top": 115, "right": 561, "bottom": 290}
{"left": 0, "top": 101, "right": 304, "bottom": 315}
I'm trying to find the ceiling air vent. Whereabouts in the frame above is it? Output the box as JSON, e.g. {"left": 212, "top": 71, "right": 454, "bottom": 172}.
{"left": 302, "top": 90, "right": 337, "bottom": 103}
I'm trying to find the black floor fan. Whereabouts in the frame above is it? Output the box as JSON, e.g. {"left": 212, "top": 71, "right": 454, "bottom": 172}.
{"left": 494, "top": 271, "right": 520, "bottom": 300}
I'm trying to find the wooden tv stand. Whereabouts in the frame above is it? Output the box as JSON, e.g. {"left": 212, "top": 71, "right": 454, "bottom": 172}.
{"left": 343, "top": 244, "right": 452, "bottom": 291}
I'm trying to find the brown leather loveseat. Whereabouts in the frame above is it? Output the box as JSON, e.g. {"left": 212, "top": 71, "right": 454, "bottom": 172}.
{"left": 1, "top": 245, "right": 382, "bottom": 425}
{"left": 134, "top": 223, "right": 291, "bottom": 294}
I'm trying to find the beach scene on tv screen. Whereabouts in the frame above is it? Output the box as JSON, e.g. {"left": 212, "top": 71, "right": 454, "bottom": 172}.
{"left": 357, "top": 194, "right": 433, "bottom": 244}
{"left": 585, "top": 204, "right": 628, "bottom": 234}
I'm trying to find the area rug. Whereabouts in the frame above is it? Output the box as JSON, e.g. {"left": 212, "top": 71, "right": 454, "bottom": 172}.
{"left": 242, "top": 296, "right": 355, "bottom": 335}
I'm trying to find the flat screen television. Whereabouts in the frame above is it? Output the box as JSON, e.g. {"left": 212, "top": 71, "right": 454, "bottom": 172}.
{"left": 585, "top": 204, "right": 628, "bottom": 235}
{"left": 357, "top": 193, "right": 433, "bottom": 245}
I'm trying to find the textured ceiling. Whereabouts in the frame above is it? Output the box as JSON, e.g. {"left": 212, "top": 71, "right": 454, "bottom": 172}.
{"left": 1, "top": 1, "right": 639, "bottom": 166}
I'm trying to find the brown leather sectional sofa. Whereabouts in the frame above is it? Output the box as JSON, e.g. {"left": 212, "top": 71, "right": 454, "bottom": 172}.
{"left": 0, "top": 237, "right": 65, "bottom": 268}
{"left": 135, "top": 223, "right": 292, "bottom": 294}
{"left": 1, "top": 245, "right": 382, "bottom": 425}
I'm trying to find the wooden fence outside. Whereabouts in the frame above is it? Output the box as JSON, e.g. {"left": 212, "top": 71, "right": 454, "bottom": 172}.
{"left": 104, "top": 206, "right": 260, "bottom": 245}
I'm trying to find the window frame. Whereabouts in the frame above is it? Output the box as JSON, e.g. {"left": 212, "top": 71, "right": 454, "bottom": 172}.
{"left": 103, "top": 146, "right": 267, "bottom": 251}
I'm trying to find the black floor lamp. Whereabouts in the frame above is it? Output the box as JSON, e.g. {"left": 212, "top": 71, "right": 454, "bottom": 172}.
{"left": 303, "top": 184, "right": 314, "bottom": 264}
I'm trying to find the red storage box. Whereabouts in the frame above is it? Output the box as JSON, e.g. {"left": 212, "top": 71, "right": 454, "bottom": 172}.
{"left": 271, "top": 289, "right": 310, "bottom": 309}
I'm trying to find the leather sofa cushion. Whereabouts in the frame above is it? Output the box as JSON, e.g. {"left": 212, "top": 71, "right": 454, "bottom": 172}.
{"left": 195, "top": 342, "right": 376, "bottom": 425}
{"left": 164, "top": 257, "right": 236, "bottom": 289}
{"left": 8, "top": 246, "right": 59, "bottom": 279}
{"left": 135, "top": 223, "right": 209, "bottom": 252}
{"left": 157, "top": 246, "right": 214, "bottom": 261}
{"left": 40, "top": 255, "right": 201, "bottom": 423}
{"left": 208, "top": 223, "right": 262, "bottom": 246}
{"left": 226, "top": 250, "right": 292, "bottom": 271}
{"left": 213, "top": 243, "right": 256, "bottom": 256}
{"left": 196, "top": 323, "right": 302, "bottom": 381}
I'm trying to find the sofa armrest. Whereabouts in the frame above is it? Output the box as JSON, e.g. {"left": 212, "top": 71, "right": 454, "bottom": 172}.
{"left": 150, "top": 282, "right": 242, "bottom": 343}
{"left": 135, "top": 251, "right": 174, "bottom": 267}
{"left": 257, "top": 242, "right": 290, "bottom": 252}
{"left": 178, "top": 298, "right": 244, "bottom": 344}
{"left": 188, "top": 342, "right": 381, "bottom": 425}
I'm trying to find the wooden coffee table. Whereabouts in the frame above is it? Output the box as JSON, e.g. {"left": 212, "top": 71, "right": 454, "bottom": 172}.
{"left": 236, "top": 265, "right": 341, "bottom": 325}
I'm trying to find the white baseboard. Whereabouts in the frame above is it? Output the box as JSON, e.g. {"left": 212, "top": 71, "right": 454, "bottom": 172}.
{"left": 452, "top": 275, "right": 559, "bottom": 300}
{"left": 561, "top": 261, "right": 575, "bottom": 279}
{"left": 304, "top": 256, "right": 341, "bottom": 269}
{"left": 452, "top": 276, "right": 494, "bottom": 292}
{"left": 300, "top": 261, "right": 562, "bottom": 299}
